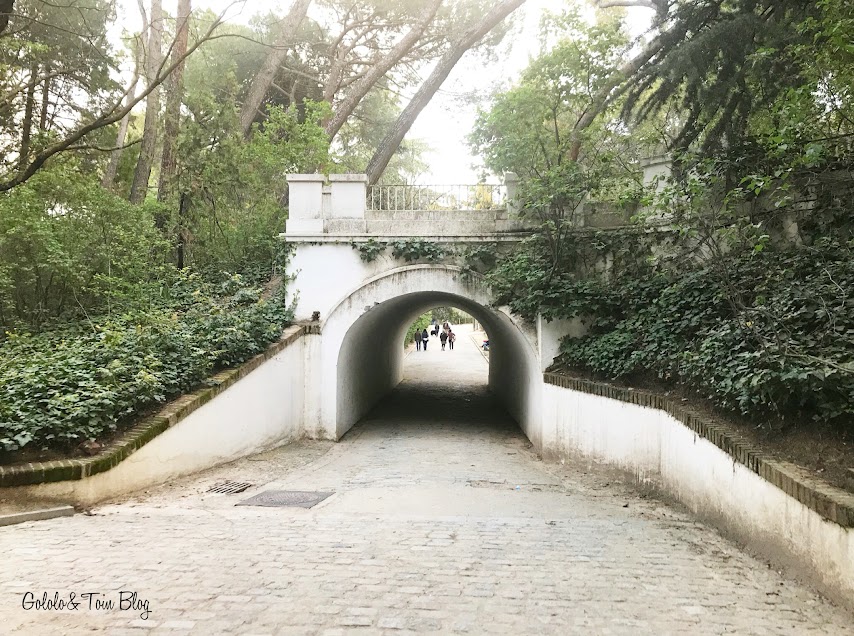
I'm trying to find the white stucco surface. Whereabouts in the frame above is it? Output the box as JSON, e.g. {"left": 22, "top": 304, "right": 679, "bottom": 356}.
{"left": 283, "top": 173, "right": 548, "bottom": 448}
{"left": 541, "top": 383, "right": 854, "bottom": 606}
{"left": 536, "top": 315, "right": 587, "bottom": 372}
{"left": 10, "top": 333, "right": 308, "bottom": 506}
{"left": 309, "top": 264, "right": 543, "bottom": 449}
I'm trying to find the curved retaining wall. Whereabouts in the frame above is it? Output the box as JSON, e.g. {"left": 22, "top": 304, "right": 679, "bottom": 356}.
{"left": 0, "top": 325, "right": 312, "bottom": 507}
{"left": 542, "top": 373, "right": 854, "bottom": 608}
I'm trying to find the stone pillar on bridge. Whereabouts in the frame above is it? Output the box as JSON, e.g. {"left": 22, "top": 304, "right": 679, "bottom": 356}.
{"left": 284, "top": 174, "right": 324, "bottom": 234}
{"left": 285, "top": 173, "right": 368, "bottom": 235}
{"left": 639, "top": 154, "right": 671, "bottom": 192}
{"left": 504, "top": 172, "right": 519, "bottom": 216}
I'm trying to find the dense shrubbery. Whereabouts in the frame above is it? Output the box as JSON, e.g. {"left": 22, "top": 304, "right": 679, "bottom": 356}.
{"left": 0, "top": 162, "right": 171, "bottom": 330}
{"left": 540, "top": 238, "right": 854, "bottom": 427}
{"left": 0, "top": 273, "right": 292, "bottom": 455}
{"left": 404, "top": 313, "right": 432, "bottom": 348}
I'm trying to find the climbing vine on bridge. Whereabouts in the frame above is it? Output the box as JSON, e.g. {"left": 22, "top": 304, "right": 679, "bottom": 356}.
{"left": 352, "top": 238, "right": 448, "bottom": 263}
{"left": 353, "top": 239, "right": 388, "bottom": 263}
{"left": 390, "top": 239, "right": 446, "bottom": 262}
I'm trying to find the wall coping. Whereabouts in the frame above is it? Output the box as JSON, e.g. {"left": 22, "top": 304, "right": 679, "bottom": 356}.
{"left": 543, "top": 372, "right": 854, "bottom": 528}
{"left": 329, "top": 174, "right": 368, "bottom": 182}
{"left": 286, "top": 174, "right": 325, "bottom": 182}
{"left": 0, "top": 324, "right": 319, "bottom": 489}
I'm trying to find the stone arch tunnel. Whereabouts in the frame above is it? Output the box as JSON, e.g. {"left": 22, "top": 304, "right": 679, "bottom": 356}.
{"left": 283, "top": 173, "right": 550, "bottom": 450}
{"left": 312, "top": 265, "right": 543, "bottom": 448}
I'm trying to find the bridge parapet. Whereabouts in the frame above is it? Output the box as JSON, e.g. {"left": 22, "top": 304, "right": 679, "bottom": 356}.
{"left": 284, "top": 173, "right": 534, "bottom": 242}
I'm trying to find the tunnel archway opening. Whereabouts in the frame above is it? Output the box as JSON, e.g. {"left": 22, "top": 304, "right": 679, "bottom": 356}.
{"left": 320, "top": 267, "right": 541, "bottom": 449}
{"left": 405, "top": 306, "right": 488, "bottom": 359}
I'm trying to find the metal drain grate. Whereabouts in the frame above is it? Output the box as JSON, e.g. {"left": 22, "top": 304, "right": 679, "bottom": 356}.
{"left": 236, "top": 490, "right": 333, "bottom": 509}
{"left": 207, "top": 480, "right": 253, "bottom": 494}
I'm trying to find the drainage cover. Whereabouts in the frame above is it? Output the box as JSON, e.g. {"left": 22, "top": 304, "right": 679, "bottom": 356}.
{"left": 207, "top": 481, "right": 253, "bottom": 494}
{"left": 236, "top": 490, "right": 333, "bottom": 509}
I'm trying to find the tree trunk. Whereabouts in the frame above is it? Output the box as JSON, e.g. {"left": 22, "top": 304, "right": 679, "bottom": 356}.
{"left": 568, "top": 34, "right": 668, "bottom": 161}
{"left": 157, "top": 0, "right": 191, "bottom": 203}
{"left": 103, "top": 27, "right": 144, "bottom": 190}
{"left": 365, "top": 0, "right": 526, "bottom": 185}
{"left": 325, "top": 0, "right": 443, "bottom": 142}
{"left": 101, "top": 70, "right": 139, "bottom": 189}
{"left": 19, "top": 65, "right": 36, "bottom": 169}
{"left": 239, "top": 0, "right": 311, "bottom": 137}
{"left": 38, "top": 70, "right": 50, "bottom": 130}
{"left": 176, "top": 192, "right": 189, "bottom": 269}
{"left": 0, "top": 0, "right": 13, "bottom": 36}
{"left": 129, "top": 0, "right": 164, "bottom": 204}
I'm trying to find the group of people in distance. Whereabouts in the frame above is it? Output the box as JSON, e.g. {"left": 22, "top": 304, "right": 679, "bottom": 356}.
{"left": 414, "top": 320, "right": 456, "bottom": 352}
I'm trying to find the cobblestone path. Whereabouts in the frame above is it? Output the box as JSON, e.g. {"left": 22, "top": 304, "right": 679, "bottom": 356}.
{"left": 1, "top": 327, "right": 852, "bottom": 635}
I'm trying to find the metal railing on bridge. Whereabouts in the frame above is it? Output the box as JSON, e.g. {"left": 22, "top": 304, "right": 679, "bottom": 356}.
{"left": 366, "top": 184, "right": 507, "bottom": 211}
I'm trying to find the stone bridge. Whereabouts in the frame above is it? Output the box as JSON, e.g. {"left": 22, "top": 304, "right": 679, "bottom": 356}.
{"left": 283, "top": 174, "right": 564, "bottom": 450}
{"left": 282, "top": 167, "right": 670, "bottom": 450}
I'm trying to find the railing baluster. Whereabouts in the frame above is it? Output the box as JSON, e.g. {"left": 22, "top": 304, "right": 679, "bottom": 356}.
{"left": 364, "top": 184, "right": 508, "bottom": 212}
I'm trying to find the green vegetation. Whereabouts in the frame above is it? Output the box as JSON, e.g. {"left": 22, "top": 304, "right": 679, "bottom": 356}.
{"left": 493, "top": 232, "right": 853, "bottom": 425}
{"left": 474, "top": 2, "right": 854, "bottom": 433}
{"left": 3, "top": 0, "right": 854, "bottom": 459}
{"left": 430, "top": 308, "right": 472, "bottom": 325}
{"left": 0, "top": 273, "right": 291, "bottom": 455}
{"left": 354, "top": 239, "right": 447, "bottom": 263}
{"left": 404, "top": 313, "right": 432, "bottom": 348}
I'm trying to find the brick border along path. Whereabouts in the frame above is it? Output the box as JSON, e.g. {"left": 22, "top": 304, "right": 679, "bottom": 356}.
{"left": 1, "top": 326, "right": 852, "bottom": 635}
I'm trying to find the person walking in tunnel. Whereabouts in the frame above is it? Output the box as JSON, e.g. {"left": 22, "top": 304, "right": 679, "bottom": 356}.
{"left": 439, "top": 330, "right": 448, "bottom": 350}
{"left": 448, "top": 329, "right": 456, "bottom": 350}
{"left": 421, "top": 328, "right": 430, "bottom": 351}
{"left": 414, "top": 328, "right": 423, "bottom": 351}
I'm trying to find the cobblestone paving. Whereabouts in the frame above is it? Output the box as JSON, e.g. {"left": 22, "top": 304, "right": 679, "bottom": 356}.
{"left": 1, "top": 327, "right": 852, "bottom": 635}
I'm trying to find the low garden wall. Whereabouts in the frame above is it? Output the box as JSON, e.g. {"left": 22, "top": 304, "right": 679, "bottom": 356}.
{"left": 0, "top": 325, "right": 314, "bottom": 507}
{"left": 542, "top": 373, "right": 854, "bottom": 609}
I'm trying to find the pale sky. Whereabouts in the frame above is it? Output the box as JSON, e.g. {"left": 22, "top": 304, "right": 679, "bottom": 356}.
{"left": 115, "top": 0, "right": 652, "bottom": 184}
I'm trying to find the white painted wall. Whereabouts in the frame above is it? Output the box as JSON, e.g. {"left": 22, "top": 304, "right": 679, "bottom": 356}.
{"left": 536, "top": 315, "right": 587, "bottom": 373}
{"left": 286, "top": 243, "right": 390, "bottom": 324}
{"left": 329, "top": 174, "right": 368, "bottom": 219}
{"left": 310, "top": 265, "right": 543, "bottom": 447}
{"left": 12, "top": 330, "right": 309, "bottom": 506}
{"left": 542, "top": 383, "right": 854, "bottom": 606}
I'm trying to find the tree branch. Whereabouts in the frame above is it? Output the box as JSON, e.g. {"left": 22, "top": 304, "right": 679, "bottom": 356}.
{"left": 326, "top": 0, "right": 443, "bottom": 141}
{"left": 594, "top": 0, "right": 658, "bottom": 9}
{"left": 239, "top": 0, "right": 312, "bottom": 137}
{"left": 366, "top": 0, "right": 525, "bottom": 184}
{"left": 0, "top": 10, "right": 227, "bottom": 193}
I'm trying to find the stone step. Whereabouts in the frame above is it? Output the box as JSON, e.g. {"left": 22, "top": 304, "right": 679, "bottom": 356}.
{"left": 0, "top": 504, "right": 74, "bottom": 527}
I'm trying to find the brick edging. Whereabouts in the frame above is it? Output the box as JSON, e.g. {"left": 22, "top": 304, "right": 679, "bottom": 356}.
{"left": 0, "top": 324, "right": 318, "bottom": 489}
{"left": 543, "top": 372, "right": 854, "bottom": 528}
